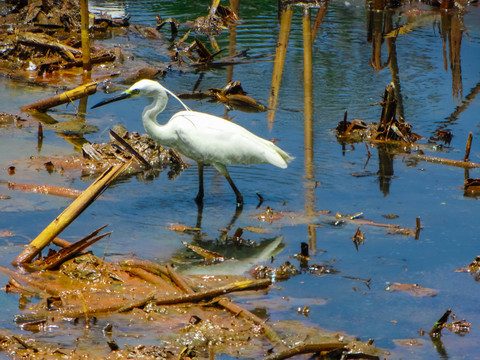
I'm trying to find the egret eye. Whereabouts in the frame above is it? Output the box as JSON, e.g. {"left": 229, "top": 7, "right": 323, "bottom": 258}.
{"left": 130, "top": 89, "right": 140, "bottom": 95}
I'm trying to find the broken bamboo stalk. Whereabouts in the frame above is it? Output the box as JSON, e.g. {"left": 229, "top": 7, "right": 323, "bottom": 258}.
{"left": 264, "top": 342, "right": 348, "bottom": 360}
{"left": 21, "top": 82, "right": 98, "bottom": 112}
{"left": 38, "top": 227, "right": 112, "bottom": 271}
{"left": 397, "top": 153, "right": 480, "bottom": 169}
{"left": 12, "top": 162, "right": 130, "bottom": 266}
{"left": 51, "top": 237, "right": 75, "bottom": 248}
{"left": 464, "top": 132, "right": 473, "bottom": 162}
{"left": 154, "top": 279, "right": 271, "bottom": 305}
{"left": 118, "top": 259, "right": 170, "bottom": 277}
{"left": 126, "top": 267, "right": 179, "bottom": 293}
{"left": 80, "top": 0, "right": 92, "bottom": 71}
{"left": 379, "top": 83, "right": 396, "bottom": 128}
{"left": 415, "top": 217, "right": 422, "bottom": 239}
{"left": 6, "top": 277, "right": 39, "bottom": 297}
{"left": 166, "top": 264, "right": 195, "bottom": 294}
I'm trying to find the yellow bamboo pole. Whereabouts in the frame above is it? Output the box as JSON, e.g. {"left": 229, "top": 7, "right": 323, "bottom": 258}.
{"left": 302, "top": 7, "right": 317, "bottom": 256}
{"left": 12, "top": 162, "right": 130, "bottom": 266}
{"left": 21, "top": 82, "right": 98, "bottom": 112}
{"left": 81, "top": 0, "right": 92, "bottom": 71}
{"left": 303, "top": 6, "right": 314, "bottom": 214}
{"left": 303, "top": 7, "right": 313, "bottom": 170}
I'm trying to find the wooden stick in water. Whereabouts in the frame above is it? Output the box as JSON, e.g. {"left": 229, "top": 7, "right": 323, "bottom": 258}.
{"left": 397, "top": 152, "right": 480, "bottom": 169}
{"left": 464, "top": 132, "right": 473, "bottom": 162}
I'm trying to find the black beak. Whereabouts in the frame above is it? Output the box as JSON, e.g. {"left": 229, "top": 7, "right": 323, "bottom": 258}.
{"left": 91, "top": 91, "right": 132, "bottom": 109}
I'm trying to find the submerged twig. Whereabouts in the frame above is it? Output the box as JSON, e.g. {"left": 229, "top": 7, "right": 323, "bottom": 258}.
{"left": 118, "top": 258, "right": 170, "bottom": 277}
{"left": 166, "top": 264, "right": 195, "bottom": 294}
{"left": 7, "top": 182, "right": 84, "bottom": 198}
{"left": 154, "top": 279, "right": 271, "bottom": 305}
{"left": 397, "top": 153, "right": 480, "bottom": 168}
{"left": 264, "top": 342, "right": 347, "bottom": 360}
{"left": 126, "top": 267, "right": 179, "bottom": 292}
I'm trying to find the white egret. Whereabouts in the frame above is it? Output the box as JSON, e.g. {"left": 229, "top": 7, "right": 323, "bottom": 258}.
{"left": 92, "top": 79, "right": 292, "bottom": 205}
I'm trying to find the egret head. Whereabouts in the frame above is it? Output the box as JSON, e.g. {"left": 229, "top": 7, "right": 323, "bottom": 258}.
{"left": 91, "top": 79, "right": 190, "bottom": 111}
{"left": 128, "top": 79, "right": 168, "bottom": 98}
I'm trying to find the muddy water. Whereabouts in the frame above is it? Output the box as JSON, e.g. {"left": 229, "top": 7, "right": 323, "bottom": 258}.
{"left": 2, "top": 0, "right": 480, "bottom": 358}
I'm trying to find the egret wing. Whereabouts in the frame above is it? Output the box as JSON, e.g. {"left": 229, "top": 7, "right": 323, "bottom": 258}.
{"left": 170, "top": 111, "right": 289, "bottom": 167}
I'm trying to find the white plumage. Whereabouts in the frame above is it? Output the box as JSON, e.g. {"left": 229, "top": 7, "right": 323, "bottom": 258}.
{"left": 92, "top": 79, "right": 292, "bottom": 205}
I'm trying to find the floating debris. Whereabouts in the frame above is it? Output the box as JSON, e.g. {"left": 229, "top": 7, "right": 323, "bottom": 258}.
{"left": 250, "top": 261, "right": 299, "bottom": 280}
{"left": 336, "top": 83, "right": 423, "bottom": 145}
{"left": 386, "top": 283, "right": 437, "bottom": 297}
{"left": 179, "top": 81, "right": 267, "bottom": 113}
{"left": 168, "top": 224, "right": 201, "bottom": 234}
{"left": 352, "top": 227, "right": 365, "bottom": 251}
{"left": 308, "top": 263, "right": 340, "bottom": 276}
{"left": 7, "top": 182, "right": 84, "bottom": 198}
{"left": 191, "top": 0, "right": 239, "bottom": 36}
{"left": 454, "top": 255, "right": 480, "bottom": 281}
{"left": 182, "top": 241, "right": 227, "bottom": 264}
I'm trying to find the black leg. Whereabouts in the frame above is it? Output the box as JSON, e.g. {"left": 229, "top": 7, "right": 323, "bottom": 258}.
{"left": 224, "top": 172, "right": 243, "bottom": 206}
{"left": 194, "top": 199, "right": 204, "bottom": 242}
{"left": 194, "top": 163, "right": 204, "bottom": 204}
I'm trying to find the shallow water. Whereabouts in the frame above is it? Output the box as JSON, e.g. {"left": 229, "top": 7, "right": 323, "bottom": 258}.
{"left": 2, "top": 0, "right": 480, "bottom": 358}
